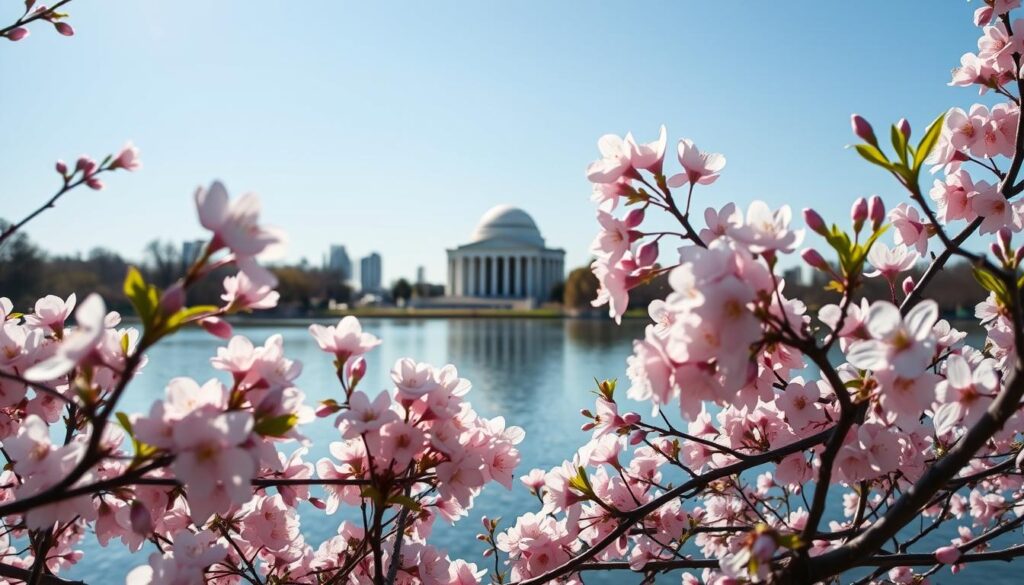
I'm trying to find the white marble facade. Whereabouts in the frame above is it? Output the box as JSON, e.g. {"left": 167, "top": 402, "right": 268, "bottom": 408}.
{"left": 446, "top": 205, "right": 565, "bottom": 302}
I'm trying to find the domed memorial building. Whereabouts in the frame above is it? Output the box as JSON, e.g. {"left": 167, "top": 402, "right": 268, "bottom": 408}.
{"left": 446, "top": 205, "right": 565, "bottom": 306}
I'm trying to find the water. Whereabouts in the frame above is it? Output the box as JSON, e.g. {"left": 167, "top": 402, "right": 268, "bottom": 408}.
{"left": 61, "top": 319, "right": 1010, "bottom": 584}
{"left": 66, "top": 318, "right": 653, "bottom": 583}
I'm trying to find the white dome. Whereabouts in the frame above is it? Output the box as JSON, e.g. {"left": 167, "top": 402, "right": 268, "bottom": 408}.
{"left": 470, "top": 205, "right": 545, "bottom": 247}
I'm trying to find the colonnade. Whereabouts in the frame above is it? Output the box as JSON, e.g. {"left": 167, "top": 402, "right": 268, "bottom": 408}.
{"left": 446, "top": 253, "right": 564, "bottom": 300}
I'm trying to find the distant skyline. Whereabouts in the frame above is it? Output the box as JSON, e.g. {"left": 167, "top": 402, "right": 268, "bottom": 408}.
{"left": 0, "top": 2, "right": 985, "bottom": 284}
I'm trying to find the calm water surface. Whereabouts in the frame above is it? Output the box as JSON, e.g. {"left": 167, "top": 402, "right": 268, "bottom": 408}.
{"left": 64, "top": 319, "right": 1006, "bottom": 584}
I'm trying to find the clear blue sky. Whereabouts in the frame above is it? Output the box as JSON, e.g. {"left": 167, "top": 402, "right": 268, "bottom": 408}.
{"left": 0, "top": 1, "right": 981, "bottom": 285}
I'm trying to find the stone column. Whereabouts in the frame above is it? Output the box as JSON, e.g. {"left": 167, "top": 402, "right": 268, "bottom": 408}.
{"left": 475, "top": 256, "right": 484, "bottom": 296}
{"left": 528, "top": 256, "right": 536, "bottom": 301}
{"left": 489, "top": 256, "right": 498, "bottom": 298}
{"left": 502, "top": 256, "right": 511, "bottom": 297}
{"left": 471, "top": 256, "right": 479, "bottom": 295}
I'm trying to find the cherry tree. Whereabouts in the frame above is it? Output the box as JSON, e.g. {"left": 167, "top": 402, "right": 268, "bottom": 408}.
{"left": 4, "top": 1, "right": 1024, "bottom": 584}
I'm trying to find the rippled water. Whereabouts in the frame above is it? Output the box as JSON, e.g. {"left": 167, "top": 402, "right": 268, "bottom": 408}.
{"left": 66, "top": 318, "right": 655, "bottom": 583}
{"left": 63, "top": 319, "right": 1010, "bottom": 583}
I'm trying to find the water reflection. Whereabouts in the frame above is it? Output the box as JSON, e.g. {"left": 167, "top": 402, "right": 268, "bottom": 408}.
{"left": 68, "top": 318, "right": 655, "bottom": 585}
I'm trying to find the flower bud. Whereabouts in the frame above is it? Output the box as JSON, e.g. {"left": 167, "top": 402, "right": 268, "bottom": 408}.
{"left": 952, "top": 150, "right": 970, "bottom": 162}
{"left": 629, "top": 429, "right": 648, "bottom": 446}
{"left": 902, "top": 276, "right": 915, "bottom": 296}
{"left": 623, "top": 208, "right": 645, "bottom": 229}
{"left": 86, "top": 177, "right": 104, "bottom": 190}
{"left": 111, "top": 142, "right": 141, "bottom": 171}
{"left": 55, "top": 159, "right": 67, "bottom": 175}
{"left": 200, "top": 316, "right": 233, "bottom": 339}
{"left": 868, "top": 195, "right": 885, "bottom": 231}
{"left": 129, "top": 501, "right": 153, "bottom": 536}
{"left": 801, "top": 248, "right": 830, "bottom": 272}
{"left": 851, "top": 197, "right": 868, "bottom": 232}
{"left": 991, "top": 242, "right": 1006, "bottom": 263}
{"left": 309, "top": 497, "right": 327, "bottom": 510}
{"left": 160, "top": 283, "right": 186, "bottom": 315}
{"left": 621, "top": 412, "right": 641, "bottom": 425}
{"left": 347, "top": 356, "right": 367, "bottom": 386}
{"left": 5, "top": 27, "right": 29, "bottom": 41}
{"left": 850, "top": 114, "right": 877, "bottom": 146}
{"left": 635, "top": 240, "right": 659, "bottom": 267}
{"left": 998, "top": 227, "right": 1012, "bottom": 252}
{"left": 53, "top": 22, "right": 73, "bottom": 36}
{"left": 896, "top": 118, "right": 911, "bottom": 140}
{"left": 75, "top": 155, "right": 97, "bottom": 175}
{"left": 803, "top": 208, "right": 828, "bottom": 236}
{"left": 934, "top": 546, "right": 961, "bottom": 565}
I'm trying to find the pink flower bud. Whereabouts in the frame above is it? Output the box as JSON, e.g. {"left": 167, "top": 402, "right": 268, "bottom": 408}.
{"left": 580, "top": 421, "right": 596, "bottom": 431}
{"left": 803, "top": 208, "right": 828, "bottom": 236}
{"left": 111, "top": 142, "right": 141, "bottom": 171}
{"left": 991, "top": 242, "right": 1006, "bottom": 263}
{"left": 635, "top": 240, "right": 659, "bottom": 267}
{"left": 481, "top": 516, "right": 490, "bottom": 530}
{"left": 629, "top": 429, "right": 648, "bottom": 445}
{"left": 934, "top": 546, "right": 961, "bottom": 565}
{"left": 53, "top": 21, "right": 73, "bottom": 36}
{"left": 897, "top": 118, "right": 911, "bottom": 140}
{"left": 75, "top": 155, "right": 97, "bottom": 175}
{"left": 158, "top": 283, "right": 185, "bottom": 314}
{"left": 623, "top": 208, "right": 645, "bottom": 229}
{"left": 801, "top": 248, "right": 829, "bottom": 271}
{"left": 621, "top": 412, "right": 641, "bottom": 425}
{"left": 55, "top": 159, "right": 67, "bottom": 175}
{"left": 348, "top": 354, "right": 368, "bottom": 387}
{"left": 998, "top": 227, "right": 1012, "bottom": 252}
{"left": 129, "top": 501, "right": 153, "bottom": 536}
{"left": 309, "top": 497, "right": 327, "bottom": 510}
{"left": 86, "top": 177, "right": 104, "bottom": 190}
{"left": 868, "top": 195, "right": 885, "bottom": 230}
{"left": 5, "top": 27, "right": 29, "bottom": 41}
{"left": 850, "top": 114, "right": 877, "bottom": 146}
{"left": 952, "top": 150, "right": 970, "bottom": 162}
{"left": 851, "top": 197, "right": 868, "bottom": 231}
{"left": 902, "top": 276, "right": 915, "bottom": 296}
{"left": 200, "top": 316, "right": 233, "bottom": 339}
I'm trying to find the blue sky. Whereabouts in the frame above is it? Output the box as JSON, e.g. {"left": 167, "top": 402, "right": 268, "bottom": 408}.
{"left": 0, "top": 1, "right": 982, "bottom": 285}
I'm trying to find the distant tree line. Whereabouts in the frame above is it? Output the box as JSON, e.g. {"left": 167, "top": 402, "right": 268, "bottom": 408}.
{"left": 0, "top": 220, "right": 353, "bottom": 315}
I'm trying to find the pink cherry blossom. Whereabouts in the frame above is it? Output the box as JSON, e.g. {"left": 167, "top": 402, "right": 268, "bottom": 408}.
{"left": 888, "top": 203, "right": 930, "bottom": 254}
{"left": 846, "top": 300, "right": 938, "bottom": 376}
{"left": 24, "top": 293, "right": 107, "bottom": 382}
{"left": 308, "top": 316, "right": 381, "bottom": 362}
{"left": 668, "top": 139, "right": 726, "bottom": 187}
{"left": 865, "top": 243, "right": 919, "bottom": 279}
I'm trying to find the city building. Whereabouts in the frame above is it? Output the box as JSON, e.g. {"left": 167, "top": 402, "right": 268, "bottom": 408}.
{"left": 416, "top": 265, "right": 426, "bottom": 284}
{"left": 328, "top": 245, "right": 352, "bottom": 281}
{"left": 360, "top": 252, "right": 382, "bottom": 293}
{"left": 181, "top": 240, "right": 205, "bottom": 266}
{"left": 446, "top": 205, "right": 565, "bottom": 303}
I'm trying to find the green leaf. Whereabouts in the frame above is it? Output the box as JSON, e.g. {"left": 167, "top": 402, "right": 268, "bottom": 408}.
{"left": 568, "top": 466, "right": 592, "bottom": 495}
{"left": 387, "top": 494, "right": 422, "bottom": 511}
{"left": 973, "top": 266, "right": 1010, "bottom": 306}
{"left": 913, "top": 112, "right": 946, "bottom": 174}
{"left": 163, "top": 305, "right": 218, "bottom": 333}
{"left": 116, "top": 411, "right": 133, "bottom": 434}
{"left": 253, "top": 413, "right": 299, "bottom": 437}
{"left": 123, "top": 266, "right": 159, "bottom": 328}
{"left": 890, "top": 125, "right": 908, "bottom": 166}
{"left": 854, "top": 144, "right": 893, "bottom": 170}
